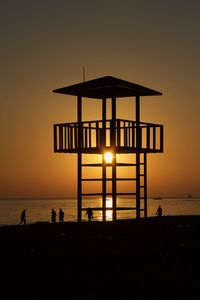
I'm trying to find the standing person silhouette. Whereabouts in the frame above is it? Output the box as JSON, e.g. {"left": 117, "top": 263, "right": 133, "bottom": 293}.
{"left": 156, "top": 205, "right": 163, "bottom": 217}
{"left": 59, "top": 209, "right": 64, "bottom": 222}
{"left": 85, "top": 207, "right": 93, "bottom": 222}
{"left": 51, "top": 209, "right": 56, "bottom": 223}
{"left": 20, "top": 209, "right": 26, "bottom": 224}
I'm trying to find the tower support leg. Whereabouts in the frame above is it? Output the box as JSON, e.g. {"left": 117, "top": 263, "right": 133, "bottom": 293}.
{"left": 136, "top": 152, "right": 141, "bottom": 219}
{"left": 144, "top": 153, "right": 147, "bottom": 218}
{"left": 135, "top": 95, "right": 141, "bottom": 220}
{"left": 112, "top": 155, "right": 117, "bottom": 221}
{"left": 78, "top": 152, "right": 82, "bottom": 222}
{"left": 102, "top": 158, "right": 106, "bottom": 222}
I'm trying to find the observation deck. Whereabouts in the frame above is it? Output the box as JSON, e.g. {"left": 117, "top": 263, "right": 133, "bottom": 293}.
{"left": 54, "top": 118, "right": 163, "bottom": 154}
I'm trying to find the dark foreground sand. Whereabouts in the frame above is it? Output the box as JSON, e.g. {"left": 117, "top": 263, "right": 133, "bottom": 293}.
{"left": 0, "top": 215, "right": 200, "bottom": 299}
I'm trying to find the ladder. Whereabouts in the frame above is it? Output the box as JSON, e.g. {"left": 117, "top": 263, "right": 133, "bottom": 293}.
{"left": 78, "top": 152, "right": 147, "bottom": 221}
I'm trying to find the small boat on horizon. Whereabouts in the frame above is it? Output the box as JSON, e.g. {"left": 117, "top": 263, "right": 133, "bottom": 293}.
{"left": 187, "top": 194, "right": 192, "bottom": 198}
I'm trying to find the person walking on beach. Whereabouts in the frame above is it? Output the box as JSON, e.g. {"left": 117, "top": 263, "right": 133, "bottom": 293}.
{"left": 85, "top": 207, "right": 93, "bottom": 222}
{"left": 20, "top": 209, "right": 26, "bottom": 224}
{"left": 59, "top": 209, "right": 64, "bottom": 222}
{"left": 156, "top": 205, "right": 162, "bottom": 217}
{"left": 51, "top": 209, "right": 56, "bottom": 223}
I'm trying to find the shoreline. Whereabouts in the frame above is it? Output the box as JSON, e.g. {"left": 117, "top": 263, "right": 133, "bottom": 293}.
{"left": 0, "top": 215, "right": 200, "bottom": 299}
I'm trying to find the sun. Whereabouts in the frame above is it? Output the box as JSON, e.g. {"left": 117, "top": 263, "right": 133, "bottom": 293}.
{"left": 104, "top": 152, "right": 113, "bottom": 163}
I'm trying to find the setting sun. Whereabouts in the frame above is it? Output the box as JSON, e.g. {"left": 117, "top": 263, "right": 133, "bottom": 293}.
{"left": 104, "top": 152, "right": 113, "bottom": 163}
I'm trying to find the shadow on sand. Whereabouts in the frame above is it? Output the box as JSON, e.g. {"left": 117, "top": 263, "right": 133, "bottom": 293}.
{"left": 0, "top": 215, "right": 199, "bottom": 299}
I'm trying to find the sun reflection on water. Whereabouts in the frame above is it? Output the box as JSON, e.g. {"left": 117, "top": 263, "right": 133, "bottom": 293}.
{"left": 106, "top": 197, "right": 113, "bottom": 221}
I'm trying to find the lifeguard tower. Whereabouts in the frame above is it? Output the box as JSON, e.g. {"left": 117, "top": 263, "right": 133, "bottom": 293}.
{"left": 53, "top": 76, "right": 163, "bottom": 222}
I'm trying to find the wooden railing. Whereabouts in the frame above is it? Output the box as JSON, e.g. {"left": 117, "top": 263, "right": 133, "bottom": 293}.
{"left": 54, "top": 119, "right": 163, "bottom": 153}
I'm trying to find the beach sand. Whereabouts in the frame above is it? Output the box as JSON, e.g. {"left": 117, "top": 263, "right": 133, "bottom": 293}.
{"left": 0, "top": 215, "right": 199, "bottom": 299}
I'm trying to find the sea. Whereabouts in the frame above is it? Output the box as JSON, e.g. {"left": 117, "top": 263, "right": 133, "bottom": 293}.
{"left": 0, "top": 197, "right": 200, "bottom": 226}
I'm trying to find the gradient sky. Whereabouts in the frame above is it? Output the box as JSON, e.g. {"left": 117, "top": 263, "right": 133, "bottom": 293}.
{"left": 0, "top": 0, "right": 200, "bottom": 198}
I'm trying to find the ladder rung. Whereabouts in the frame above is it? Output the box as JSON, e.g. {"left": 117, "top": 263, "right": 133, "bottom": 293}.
{"left": 81, "top": 193, "right": 106, "bottom": 196}
{"left": 81, "top": 192, "right": 136, "bottom": 196}
{"left": 116, "top": 178, "right": 136, "bottom": 181}
{"left": 116, "top": 207, "right": 136, "bottom": 210}
{"left": 81, "top": 163, "right": 102, "bottom": 167}
{"left": 116, "top": 193, "right": 136, "bottom": 196}
{"left": 81, "top": 178, "right": 102, "bottom": 181}
{"left": 81, "top": 178, "right": 137, "bottom": 181}
{"left": 81, "top": 163, "right": 138, "bottom": 167}
{"left": 115, "top": 163, "right": 137, "bottom": 166}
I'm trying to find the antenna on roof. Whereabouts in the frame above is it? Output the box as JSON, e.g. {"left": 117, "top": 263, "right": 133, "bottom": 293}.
{"left": 83, "top": 65, "right": 85, "bottom": 82}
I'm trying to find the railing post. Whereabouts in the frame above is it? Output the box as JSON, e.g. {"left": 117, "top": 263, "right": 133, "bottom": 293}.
{"left": 59, "top": 126, "right": 63, "bottom": 151}
{"left": 117, "top": 120, "right": 120, "bottom": 147}
{"left": 147, "top": 125, "right": 150, "bottom": 150}
{"left": 54, "top": 125, "right": 57, "bottom": 152}
{"left": 153, "top": 126, "right": 156, "bottom": 150}
{"left": 160, "top": 125, "right": 164, "bottom": 152}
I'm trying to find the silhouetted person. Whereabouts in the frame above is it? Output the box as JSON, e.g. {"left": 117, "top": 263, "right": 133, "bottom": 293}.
{"left": 85, "top": 207, "right": 93, "bottom": 222}
{"left": 51, "top": 209, "right": 56, "bottom": 223}
{"left": 20, "top": 209, "right": 26, "bottom": 224}
{"left": 59, "top": 209, "right": 64, "bottom": 222}
{"left": 156, "top": 205, "right": 162, "bottom": 217}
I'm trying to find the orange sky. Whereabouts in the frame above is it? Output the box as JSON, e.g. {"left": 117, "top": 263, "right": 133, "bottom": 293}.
{"left": 0, "top": 1, "right": 200, "bottom": 198}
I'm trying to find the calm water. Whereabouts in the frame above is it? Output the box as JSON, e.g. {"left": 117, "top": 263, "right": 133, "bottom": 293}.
{"left": 0, "top": 197, "right": 200, "bottom": 226}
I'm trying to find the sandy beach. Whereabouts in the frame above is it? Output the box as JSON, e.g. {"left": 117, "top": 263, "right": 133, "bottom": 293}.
{"left": 0, "top": 215, "right": 199, "bottom": 299}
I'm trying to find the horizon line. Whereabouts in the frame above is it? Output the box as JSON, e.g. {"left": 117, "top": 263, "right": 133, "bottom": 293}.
{"left": 0, "top": 195, "right": 199, "bottom": 200}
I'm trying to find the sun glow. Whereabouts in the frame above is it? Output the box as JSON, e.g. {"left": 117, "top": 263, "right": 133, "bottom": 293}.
{"left": 104, "top": 152, "right": 113, "bottom": 164}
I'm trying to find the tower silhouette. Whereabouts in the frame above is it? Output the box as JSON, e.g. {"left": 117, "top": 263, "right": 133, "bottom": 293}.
{"left": 53, "top": 76, "right": 163, "bottom": 222}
